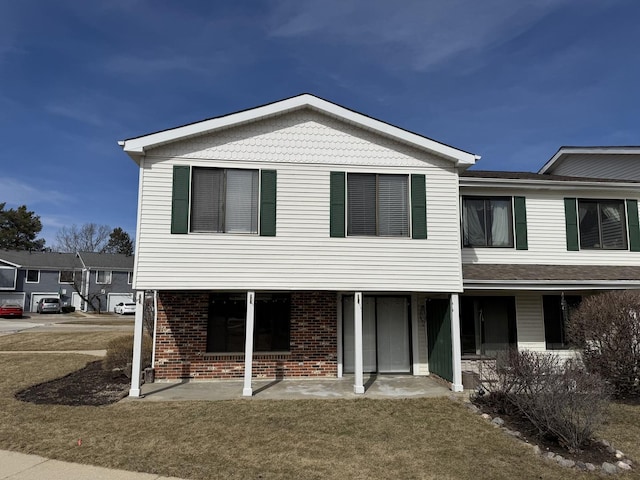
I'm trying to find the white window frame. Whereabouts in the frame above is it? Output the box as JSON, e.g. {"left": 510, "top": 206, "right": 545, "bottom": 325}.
{"left": 127, "top": 271, "right": 133, "bottom": 285}
{"left": 190, "top": 167, "right": 260, "bottom": 234}
{"left": 25, "top": 269, "right": 40, "bottom": 284}
{"left": 346, "top": 173, "right": 410, "bottom": 237}
{"left": 59, "top": 270, "right": 76, "bottom": 284}
{"left": 96, "top": 270, "right": 112, "bottom": 284}
{"left": 0, "top": 266, "right": 17, "bottom": 290}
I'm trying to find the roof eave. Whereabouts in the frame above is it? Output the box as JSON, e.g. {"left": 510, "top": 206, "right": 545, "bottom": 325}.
{"left": 119, "top": 94, "right": 479, "bottom": 167}
{"left": 463, "top": 280, "right": 640, "bottom": 290}
{"left": 459, "top": 177, "right": 640, "bottom": 190}
{"left": 539, "top": 146, "right": 640, "bottom": 174}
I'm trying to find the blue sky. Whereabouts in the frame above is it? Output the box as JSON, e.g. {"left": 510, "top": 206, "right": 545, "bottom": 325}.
{"left": 2, "top": 0, "right": 640, "bottom": 247}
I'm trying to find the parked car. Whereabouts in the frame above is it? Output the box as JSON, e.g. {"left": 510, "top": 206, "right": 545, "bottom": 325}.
{"left": 114, "top": 302, "right": 136, "bottom": 315}
{"left": 37, "top": 297, "right": 61, "bottom": 314}
{"left": 0, "top": 301, "right": 23, "bottom": 318}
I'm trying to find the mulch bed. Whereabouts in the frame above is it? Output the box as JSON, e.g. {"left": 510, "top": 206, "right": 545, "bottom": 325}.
{"left": 473, "top": 398, "right": 618, "bottom": 466}
{"left": 15, "top": 360, "right": 130, "bottom": 407}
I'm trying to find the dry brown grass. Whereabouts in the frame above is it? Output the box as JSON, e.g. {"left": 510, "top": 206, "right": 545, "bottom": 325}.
{"left": 0, "top": 354, "right": 632, "bottom": 479}
{"left": 0, "top": 332, "right": 128, "bottom": 351}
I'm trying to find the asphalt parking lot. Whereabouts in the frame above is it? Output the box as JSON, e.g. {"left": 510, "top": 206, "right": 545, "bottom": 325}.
{"left": 0, "top": 312, "right": 134, "bottom": 335}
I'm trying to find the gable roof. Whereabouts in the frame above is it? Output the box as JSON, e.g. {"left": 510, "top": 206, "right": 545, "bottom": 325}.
{"left": 0, "top": 250, "right": 82, "bottom": 269}
{"left": 538, "top": 146, "right": 640, "bottom": 174}
{"left": 77, "top": 252, "right": 134, "bottom": 270}
{"left": 119, "top": 93, "right": 480, "bottom": 167}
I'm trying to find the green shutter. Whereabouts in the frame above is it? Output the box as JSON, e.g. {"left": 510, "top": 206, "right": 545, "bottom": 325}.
{"left": 627, "top": 199, "right": 640, "bottom": 251}
{"left": 411, "top": 174, "right": 427, "bottom": 239}
{"left": 171, "top": 165, "right": 190, "bottom": 234}
{"left": 564, "top": 198, "right": 579, "bottom": 251}
{"left": 514, "top": 196, "right": 528, "bottom": 250}
{"left": 260, "top": 170, "right": 277, "bottom": 236}
{"left": 330, "top": 172, "right": 345, "bottom": 237}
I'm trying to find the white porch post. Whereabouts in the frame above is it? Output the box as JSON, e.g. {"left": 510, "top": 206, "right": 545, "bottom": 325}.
{"left": 353, "top": 292, "right": 365, "bottom": 394}
{"left": 129, "top": 290, "right": 145, "bottom": 398}
{"left": 450, "top": 293, "right": 463, "bottom": 392}
{"left": 242, "top": 291, "right": 255, "bottom": 397}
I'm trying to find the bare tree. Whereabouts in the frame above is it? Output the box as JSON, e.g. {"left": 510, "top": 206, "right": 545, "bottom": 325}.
{"left": 69, "top": 270, "right": 109, "bottom": 314}
{"left": 54, "top": 223, "right": 111, "bottom": 253}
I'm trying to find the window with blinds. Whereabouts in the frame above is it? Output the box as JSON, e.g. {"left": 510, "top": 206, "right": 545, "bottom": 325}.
{"left": 191, "top": 167, "right": 259, "bottom": 233}
{"left": 578, "top": 199, "right": 627, "bottom": 249}
{"left": 347, "top": 173, "right": 409, "bottom": 236}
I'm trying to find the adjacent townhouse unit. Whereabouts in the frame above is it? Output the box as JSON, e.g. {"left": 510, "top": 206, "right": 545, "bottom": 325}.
{"left": 0, "top": 250, "right": 134, "bottom": 312}
{"left": 120, "top": 94, "right": 640, "bottom": 397}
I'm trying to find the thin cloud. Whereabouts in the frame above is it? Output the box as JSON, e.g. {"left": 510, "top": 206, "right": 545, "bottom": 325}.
{"left": 45, "top": 103, "right": 106, "bottom": 127}
{"left": 102, "top": 54, "right": 213, "bottom": 76}
{"left": 3, "top": 178, "right": 71, "bottom": 207}
{"left": 268, "top": 0, "right": 592, "bottom": 71}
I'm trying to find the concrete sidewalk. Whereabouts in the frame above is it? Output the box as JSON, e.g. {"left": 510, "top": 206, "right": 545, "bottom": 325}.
{"left": 0, "top": 450, "right": 186, "bottom": 480}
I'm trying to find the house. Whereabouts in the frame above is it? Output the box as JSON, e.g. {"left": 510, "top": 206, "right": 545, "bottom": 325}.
{"left": 76, "top": 252, "right": 135, "bottom": 312}
{"left": 0, "top": 250, "right": 134, "bottom": 312}
{"left": 120, "top": 94, "right": 640, "bottom": 398}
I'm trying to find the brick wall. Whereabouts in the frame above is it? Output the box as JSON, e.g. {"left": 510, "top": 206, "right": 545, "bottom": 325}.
{"left": 154, "top": 291, "right": 338, "bottom": 380}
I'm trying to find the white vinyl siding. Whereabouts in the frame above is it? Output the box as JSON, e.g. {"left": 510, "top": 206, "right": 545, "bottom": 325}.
{"left": 134, "top": 110, "right": 463, "bottom": 292}
{"left": 514, "top": 294, "right": 546, "bottom": 352}
{"left": 461, "top": 187, "right": 640, "bottom": 265}
{"left": 549, "top": 154, "right": 640, "bottom": 180}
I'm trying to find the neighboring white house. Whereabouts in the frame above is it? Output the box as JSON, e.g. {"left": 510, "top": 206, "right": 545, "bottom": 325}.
{"left": 120, "top": 94, "right": 640, "bottom": 398}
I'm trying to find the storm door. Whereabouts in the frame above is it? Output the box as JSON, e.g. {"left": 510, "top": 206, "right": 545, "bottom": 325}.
{"left": 343, "top": 296, "right": 410, "bottom": 373}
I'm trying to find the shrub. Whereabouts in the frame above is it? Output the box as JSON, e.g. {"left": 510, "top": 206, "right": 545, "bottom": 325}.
{"left": 474, "top": 350, "right": 610, "bottom": 452}
{"left": 103, "top": 334, "right": 153, "bottom": 378}
{"left": 61, "top": 306, "right": 75, "bottom": 313}
{"left": 568, "top": 290, "right": 640, "bottom": 397}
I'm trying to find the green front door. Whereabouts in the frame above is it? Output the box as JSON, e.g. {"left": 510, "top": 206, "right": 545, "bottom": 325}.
{"left": 426, "top": 298, "right": 453, "bottom": 382}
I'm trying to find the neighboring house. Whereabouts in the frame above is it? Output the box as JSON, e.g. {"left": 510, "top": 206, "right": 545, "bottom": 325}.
{"left": 0, "top": 250, "right": 134, "bottom": 312}
{"left": 76, "top": 252, "right": 135, "bottom": 312}
{"left": 458, "top": 171, "right": 640, "bottom": 371}
{"left": 120, "top": 94, "right": 640, "bottom": 398}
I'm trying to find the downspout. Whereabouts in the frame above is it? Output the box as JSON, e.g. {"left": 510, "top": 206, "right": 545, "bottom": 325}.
{"left": 151, "top": 290, "right": 158, "bottom": 367}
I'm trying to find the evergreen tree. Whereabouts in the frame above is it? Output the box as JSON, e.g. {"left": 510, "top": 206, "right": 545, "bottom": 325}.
{"left": 0, "top": 203, "right": 46, "bottom": 251}
{"left": 103, "top": 227, "right": 134, "bottom": 256}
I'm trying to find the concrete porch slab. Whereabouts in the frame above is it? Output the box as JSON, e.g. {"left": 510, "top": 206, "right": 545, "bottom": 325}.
{"left": 134, "top": 375, "right": 451, "bottom": 401}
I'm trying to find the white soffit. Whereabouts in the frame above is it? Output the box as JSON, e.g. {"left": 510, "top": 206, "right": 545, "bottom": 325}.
{"left": 119, "top": 94, "right": 480, "bottom": 167}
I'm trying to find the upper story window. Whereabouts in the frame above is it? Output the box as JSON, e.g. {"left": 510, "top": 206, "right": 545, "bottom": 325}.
{"left": 347, "top": 173, "right": 409, "bottom": 237}
{"left": 0, "top": 267, "right": 17, "bottom": 290}
{"left": 462, "top": 197, "right": 513, "bottom": 247}
{"left": 26, "top": 269, "right": 40, "bottom": 283}
{"left": 59, "top": 270, "right": 77, "bottom": 284}
{"left": 190, "top": 167, "right": 259, "bottom": 234}
{"left": 96, "top": 270, "right": 112, "bottom": 284}
{"left": 578, "top": 199, "right": 627, "bottom": 249}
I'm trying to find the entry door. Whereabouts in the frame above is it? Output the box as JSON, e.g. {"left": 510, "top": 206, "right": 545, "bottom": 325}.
{"left": 376, "top": 297, "right": 410, "bottom": 373}
{"left": 343, "top": 296, "right": 410, "bottom": 373}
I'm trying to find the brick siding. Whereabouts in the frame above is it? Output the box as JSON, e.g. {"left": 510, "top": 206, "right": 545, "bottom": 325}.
{"left": 154, "top": 291, "right": 338, "bottom": 380}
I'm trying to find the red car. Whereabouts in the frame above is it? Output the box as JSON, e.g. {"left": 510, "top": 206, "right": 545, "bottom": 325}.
{"left": 0, "top": 301, "right": 23, "bottom": 318}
